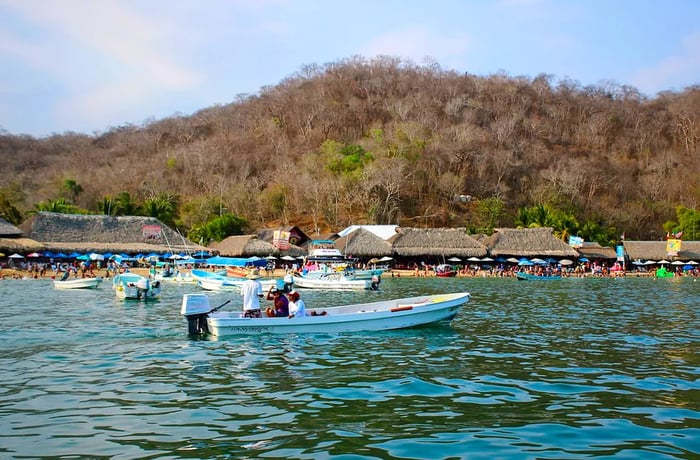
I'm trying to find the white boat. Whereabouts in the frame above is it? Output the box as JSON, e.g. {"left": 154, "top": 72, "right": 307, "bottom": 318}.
{"left": 292, "top": 273, "right": 380, "bottom": 290}
{"left": 181, "top": 292, "right": 470, "bottom": 336}
{"left": 112, "top": 272, "right": 162, "bottom": 300}
{"left": 192, "top": 269, "right": 279, "bottom": 291}
{"left": 54, "top": 277, "right": 103, "bottom": 289}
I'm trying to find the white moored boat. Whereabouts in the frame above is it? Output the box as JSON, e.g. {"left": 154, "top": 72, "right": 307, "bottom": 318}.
{"left": 53, "top": 277, "right": 103, "bottom": 289}
{"left": 112, "top": 273, "right": 162, "bottom": 300}
{"left": 181, "top": 292, "right": 470, "bottom": 336}
{"left": 291, "top": 273, "right": 380, "bottom": 291}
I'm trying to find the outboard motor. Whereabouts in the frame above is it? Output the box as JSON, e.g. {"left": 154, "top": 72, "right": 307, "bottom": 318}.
{"left": 135, "top": 278, "right": 150, "bottom": 300}
{"left": 370, "top": 275, "right": 381, "bottom": 291}
{"left": 181, "top": 294, "right": 212, "bottom": 335}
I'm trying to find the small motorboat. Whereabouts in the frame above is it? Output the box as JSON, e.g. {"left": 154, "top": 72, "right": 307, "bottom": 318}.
{"left": 54, "top": 277, "right": 103, "bottom": 289}
{"left": 291, "top": 273, "right": 380, "bottom": 290}
{"left": 515, "top": 272, "right": 562, "bottom": 280}
{"left": 181, "top": 292, "right": 471, "bottom": 336}
{"left": 112, "top": 272, "right": 161, "bottom": 300}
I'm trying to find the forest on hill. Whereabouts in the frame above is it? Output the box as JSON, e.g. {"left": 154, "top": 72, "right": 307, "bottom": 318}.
{"left": 1, "top": 56, "right": 699, "bottom": 245}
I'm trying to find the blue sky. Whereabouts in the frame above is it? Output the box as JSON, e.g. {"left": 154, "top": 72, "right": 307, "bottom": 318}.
{"left": 1, "top": 0, "right": 698, "bottom": 137}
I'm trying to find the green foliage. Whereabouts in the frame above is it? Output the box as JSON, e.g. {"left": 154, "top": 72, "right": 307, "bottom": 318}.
{"left": 321, "top": 140, "right": 373, "bottom": 176}
{"left": 96, "top": 197, "right": 115, "bottom": 215}
{"left": 34, "top": 198, "right": 81, "bottom": 214}
{"left": 61, "top": 179, "right": 83, "bottom": 203}
{"left": 0, "top": 184, "right": 24, "bottom": 224}
{"left": 666, "top": 205, "right": 700, "bottom": 240}
{"left": 112, "top": 192, "right": 142, "bottom": 216}
{"left": 187, "top": 213, "right": 247, "bottom": 245}
{"left": 142, "top": 193, "right": 179, "bottom": 227}
{"left": 472, "top": 196, "right": 505, "bottom": 234}
{"left": 516, "top": 203, "right": 580, "bottom": 239}
{"left": 259, "top": 184, "right": 287, "bottom": 218}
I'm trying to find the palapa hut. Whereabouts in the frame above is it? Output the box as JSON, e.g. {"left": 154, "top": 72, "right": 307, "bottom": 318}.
{"left": 0, "top": 217, "right": 46, "bottom": 254}
{"left": 576, "top": 242, "right": 618, "bottom": 262}
{"left": 623, "top": 240, "right": 700, "bottom": 261}
{"left": 18, "top": 212, "right": 205, "bottom": 255}
{"left": 387, "top": 227, "right": 488, "bottom": 264}
{"left": 211, "top": 234, "right": 305, "bottom": 258}
{"left": 482, "top": 227, "right": 578, "bottom": 259}
{"left": 334, "top": 227, "right": 393, "bottom": 260}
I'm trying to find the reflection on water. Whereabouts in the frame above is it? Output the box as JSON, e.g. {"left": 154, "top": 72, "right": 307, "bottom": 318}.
{"left": 0, "top": 276, "right": 698, "bottom": 458}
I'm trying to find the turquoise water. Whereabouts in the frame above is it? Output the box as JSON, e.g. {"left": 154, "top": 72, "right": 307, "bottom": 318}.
{"left": 0, "top": 276, "right": 698, "bottom": 459}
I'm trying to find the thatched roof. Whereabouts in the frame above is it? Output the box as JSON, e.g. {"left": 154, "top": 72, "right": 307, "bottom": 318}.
{"left": 387, "top": 227, "right": 488, "bottom": 257}
{"left": 212, "top": 235, "right": 306, "bottom": 258}
{"left": 623, "top": 240, "right": 700, "bottom": 261}
{"left": 482, "top": 227, "right": 579, "bottom": 257}
{"left": 0, "top": 237, "right": 46, "bottom": 253}
{"left": 335, "top": 228, "right": 393, "bottom": 258}
{"left": 577, "top": 242, "right": 617, "bottom": 260}
{"left": 0, "top": 218, "right": 23, "bottom": 237}
{"left": 17, "top": 212, "right": 205, "bottom": 254}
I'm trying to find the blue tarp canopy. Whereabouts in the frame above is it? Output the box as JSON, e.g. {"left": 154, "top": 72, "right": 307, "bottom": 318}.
{"left": 205, "top": 256, "right": 268, "bottom": 267}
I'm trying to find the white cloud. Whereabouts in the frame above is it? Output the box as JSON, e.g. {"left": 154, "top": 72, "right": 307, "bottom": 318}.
{"left": 0, "top": 0, "right": 201, "bottom": 129}
{"left": 361, "top": 27, "right": 471, "bottom": 67}
{"left": 632, "top": 31, "right": 700, "bottom": 94}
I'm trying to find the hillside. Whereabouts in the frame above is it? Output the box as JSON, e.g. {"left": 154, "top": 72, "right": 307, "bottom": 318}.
{"left": 1, "top": 56, "right": 699, "bottom": 242}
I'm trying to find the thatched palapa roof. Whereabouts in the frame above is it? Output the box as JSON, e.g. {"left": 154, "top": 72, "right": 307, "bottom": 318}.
{"left": 623, "top": 240, "right": 700, "bottom": 261}
{"left": 482, "top": 227, "right": 578, "bottom": 258}
{"left": 577, "top": 242, "right": 617, "bottom": 260}
{"left": 212, "top": 235, "right": 306, "bottom": 258}
{"left": 388, "top": 227, "right": 487, "bottom": 258}
{"left": 17, "top": 212, "right": 205, "bottom": 254}
{"left": 0, "top": 217, "right": 24, "bottom": 238}
{"left": 335, "top": 228, "right": 392, "bottom": 258}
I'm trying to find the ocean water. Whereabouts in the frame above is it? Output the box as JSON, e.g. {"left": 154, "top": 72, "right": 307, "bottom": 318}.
{"left": 0, "top": 276, "right": 698, "bottom": 459}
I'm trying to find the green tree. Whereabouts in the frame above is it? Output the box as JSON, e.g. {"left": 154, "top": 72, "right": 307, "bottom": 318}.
{"left": 0, "top": 184, "right": 25, "bottom": 224}
{"left": 62, "top": 179, "right": 83, "bottom": 203}
{"left": 472, "top": 196, "right": 505, "bottom": 234}
{"left": 112, "top": 192, "right": 142, "bottom": 216}
{"left": 96, "top": 196, "right": 115, "bottom": 215}
{"left": 142, "top": 193, "right": 178, "bottom": 227}
{"left": 187, "top": 213, "right": 247, "bottom": 245}
{"left": 33, "top": 198, "right": 81, "bottom": 214}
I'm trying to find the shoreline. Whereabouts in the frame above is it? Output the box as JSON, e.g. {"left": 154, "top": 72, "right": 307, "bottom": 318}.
{"left": 0, "top": 266, "right": 666, "bottom": 280}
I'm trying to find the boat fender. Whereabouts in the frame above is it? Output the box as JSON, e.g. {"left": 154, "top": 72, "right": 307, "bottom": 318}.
{"left": 391, "top": 305, "right": 413, "bottom": 312}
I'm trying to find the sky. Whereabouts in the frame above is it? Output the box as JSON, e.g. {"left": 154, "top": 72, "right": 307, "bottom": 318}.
{"left": 0, "top": 0, "right": 698, "bottom": 138}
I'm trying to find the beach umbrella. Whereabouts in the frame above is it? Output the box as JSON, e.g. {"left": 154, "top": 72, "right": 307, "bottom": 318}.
{"left": 0, "top": 252, "right": 4, "bottom": 257}
{"left": 671, "top": 260, "right": 685, "bottom": 266}
{"left": 194, "top": 251, "right": 211, "bottom": 257}
{"left": 55, "top": 252, "right": 68, "bottom": 259}
{"left": 281, "top": 255, "right": 295, "bottom": 261}
{"left": 76, "top": 254, "right": 90, "bottom": 261}
{"left": 518, "top": 259, "right": 534, "bottom": 266}
{"left": 507, "top": 258, "right": 520, "bottom": 263}
{"left": 481, "top": 257, "right": 494, "bottom": 262}
{"left": 632, "top": 260, "right": 645, "bottom": 266}
{"left": 27, "top": 252, "right": 41, "bottom": 257}
{"left": 559, "top": 259, "right": 574, "bottom": 266}
{"left": 266, "top": 255, "right": 277, "bottom": 260}
{"left": 657, "top": 260, "right": 670, "bottom": 264}
{"left": 448, "top": 257, "right": 462, "bottom": 262}
{"left": 9, "top": 253, "right": 24, "bottom": 259}
{"left": 378, "top": 256, "right": 394, "bottom": 262}
{"left": 687, "top": 260, "right": 698, "bottom": 265}
{"left": 578, "top": 257, "right": 589, "bottom": 262}
{"left": 531, "top": 258, "right": 547, "bottom": 264}
{"left": 683, "top": 265, "right": 693, "bottom": 271}
{"left": 89, "top": 253, "right": 105, "bottom": 261}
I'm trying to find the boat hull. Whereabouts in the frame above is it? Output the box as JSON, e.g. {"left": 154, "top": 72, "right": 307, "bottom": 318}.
{"left": 112, "top": 273, "right": 161, "bottom": 300}
{"left": 292, "top": 274, "right": 373, "bottom": 290}
{"left": 54, "top": 278, "right": 103, "bottom": 289}
{"left": 185, "top": 292, "right": 470, "bottom": 336}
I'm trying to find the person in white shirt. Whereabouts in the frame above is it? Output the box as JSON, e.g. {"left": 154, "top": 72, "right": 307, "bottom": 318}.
{"left": 287, "top": 290, "right": 306, "bottom": 318}
{"left": 240, "top": 269, "right": 264, "bottom": 318}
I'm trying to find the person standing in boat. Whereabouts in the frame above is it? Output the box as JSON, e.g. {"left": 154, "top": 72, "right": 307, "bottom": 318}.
{"left": 265, "top": 286, "right": 289, "bottom": 317}
{"left": 241, "top": 269, "right": 264, "bottom": 318}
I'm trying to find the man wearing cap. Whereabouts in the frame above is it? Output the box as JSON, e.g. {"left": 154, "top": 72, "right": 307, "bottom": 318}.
{"left": 241, "top": 269, "right": 264, "bottom": 318}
